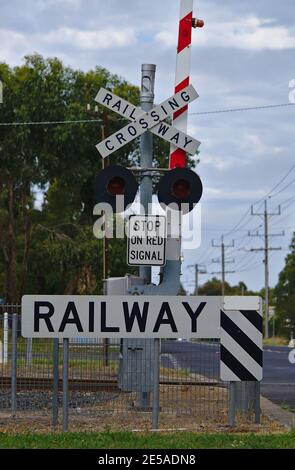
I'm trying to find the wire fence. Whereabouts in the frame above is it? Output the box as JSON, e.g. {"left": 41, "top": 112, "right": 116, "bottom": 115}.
{"left": 0, "top": 305, "right": 253, "bottom": 432}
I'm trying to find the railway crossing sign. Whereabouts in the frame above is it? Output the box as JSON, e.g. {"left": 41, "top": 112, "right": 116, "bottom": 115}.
{"left": 95, "top": 85, "right": 200, "bottom": 158}
{"left": 22, "top": 295, "right": 221, "bottom": 339}
{"left": 21, "top": 295, "right": 263, "bottom": 382}
{"left": 127, "top": 215, "right": 166, "bottom": 267}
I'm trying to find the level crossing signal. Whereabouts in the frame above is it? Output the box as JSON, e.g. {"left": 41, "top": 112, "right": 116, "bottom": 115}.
{"left": 94, "top": 165, "right": 202, "bottom": 214}
{"left": 94, "top": 165, "right": 138, "bottom": 213}
{"left": 158, "top": 167, "right": 203, "bottom": 213}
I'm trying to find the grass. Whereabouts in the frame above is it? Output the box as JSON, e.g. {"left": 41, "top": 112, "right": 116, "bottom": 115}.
{"left": 0, "top": 430, "right": 295, "bottom": 449}
{"left": 281, "top": 404, "right": 295, "bottom": 414}
{"left": 263, "top": 337, "right": 289, "bottom": 346}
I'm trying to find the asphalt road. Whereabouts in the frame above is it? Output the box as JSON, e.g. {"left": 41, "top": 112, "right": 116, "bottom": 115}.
{"left": 162, "top": 341, "right": 295, "bottom": 408}
{"left": 261, "top": 346, "right": 295, "bottom": 408}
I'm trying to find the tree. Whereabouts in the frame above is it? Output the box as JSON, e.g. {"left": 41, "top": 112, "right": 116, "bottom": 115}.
{"left": 0, "top": 55, "right": 140, "bottom": 301}
{"left": 1, "top": 53, "right": 181, "bottom": 302}
{"left": 274, "top": 233, "right": 295, "bottom": 337}
{"left": 198, "top": 277, "right": 257, "bottom": 296}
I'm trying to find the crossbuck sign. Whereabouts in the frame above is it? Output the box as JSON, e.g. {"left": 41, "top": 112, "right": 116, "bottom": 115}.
{"left": 95, "top": 85, "right": 200, "bottom": 158}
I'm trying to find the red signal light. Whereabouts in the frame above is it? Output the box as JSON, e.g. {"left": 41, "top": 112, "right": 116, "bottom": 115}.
{"left": 107, "top": 176, "right": 126, "bottom": 196}
{"left": 95, "top": 165, "right": 138, "bottom": 213}
{"left": 171, "top": 179, "right": 191, "bottom": 199}
{"left": 157, "top": 167, "right": 203, "bottom": 214}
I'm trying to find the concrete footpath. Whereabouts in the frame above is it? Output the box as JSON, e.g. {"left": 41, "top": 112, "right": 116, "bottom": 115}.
{"left": 261, "top": 396, "right": 295, "bottom": 431}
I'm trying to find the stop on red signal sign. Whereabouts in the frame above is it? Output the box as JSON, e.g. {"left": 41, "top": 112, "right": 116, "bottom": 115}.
{"left": 128, "top": 215, "right": 166, "bottom": 267}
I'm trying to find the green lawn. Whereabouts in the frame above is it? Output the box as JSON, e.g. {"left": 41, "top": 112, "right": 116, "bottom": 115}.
{"left": 263, "top": 337, "right": 289, "bottom": 346}
{"left": 0, "top": 430, "right": 294, "bottom": 449}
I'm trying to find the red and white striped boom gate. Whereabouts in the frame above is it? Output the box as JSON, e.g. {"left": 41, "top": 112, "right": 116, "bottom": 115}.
{"left": 169, "top": 0, "right": 204, "bottom": 169}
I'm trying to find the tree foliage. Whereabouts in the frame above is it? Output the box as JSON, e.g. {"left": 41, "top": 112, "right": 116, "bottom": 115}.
{"left": 198, "top": 277, "right": 257, "bottom": 296}
{"left": 0, "top": 54, "right": 153, "bottom": 302}
{"left": 274, "top": 233, "right": 295, "bottom": 336}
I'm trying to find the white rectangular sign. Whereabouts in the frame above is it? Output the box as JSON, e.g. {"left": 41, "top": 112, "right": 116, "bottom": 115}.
{"left": 21, "top": 295, "right": 222, "bottom": 339}
{"left": 128, "top": 215, "right": 166, "bottom": 266}
{"left": 96, "top": 85, "right": 200, "bottom": 158}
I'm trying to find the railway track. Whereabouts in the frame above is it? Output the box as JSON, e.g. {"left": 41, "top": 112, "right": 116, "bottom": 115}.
{"left": 0, "top": 376, "right": 222, "bottom": 391}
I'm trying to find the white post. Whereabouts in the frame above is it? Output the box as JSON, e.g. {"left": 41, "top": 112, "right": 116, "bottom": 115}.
{"left": 3, "top": 312, "right": 8, "bottom": 364}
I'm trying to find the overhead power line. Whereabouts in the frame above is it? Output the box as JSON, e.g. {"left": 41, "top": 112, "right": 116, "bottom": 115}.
{"left": 190, "top": 102, "right": 295, "bottom": 116}
{"left": 0, "top": 102, "right": 294, "bottom": 127}
{"left": 269, "top": 178, "right": 295, "bottom": 198}
{"left": 0, "top": 118, "right": 104, "bottom": 127}
{"left": 223, "top": 163, "right": 295, "bottom": 239}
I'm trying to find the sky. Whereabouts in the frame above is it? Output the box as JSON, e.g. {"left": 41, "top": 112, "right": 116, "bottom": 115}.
{"left": 1, "top": 0, "right": 295, "bottom": 294}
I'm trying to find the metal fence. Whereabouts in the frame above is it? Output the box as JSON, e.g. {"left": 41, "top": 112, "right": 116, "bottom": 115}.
{"left": 0, "top": 305, "right": 259, "bottom": 432}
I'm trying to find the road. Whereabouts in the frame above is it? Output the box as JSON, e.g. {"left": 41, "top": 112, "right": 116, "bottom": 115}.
{"left": 261, "top": 346, "right": 295, "bottom": 408}
{"left": 162, "top": 341, "right": 295, "bottom": 408}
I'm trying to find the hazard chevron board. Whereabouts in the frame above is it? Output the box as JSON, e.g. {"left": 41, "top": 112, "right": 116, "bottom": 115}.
{"left": 220, "top": 308, "right": 263, "bottom": 382}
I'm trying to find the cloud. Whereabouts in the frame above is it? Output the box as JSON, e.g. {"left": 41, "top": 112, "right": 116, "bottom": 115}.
{"left": 37, "top": 0, "right": 81, "bottom": 7}
{"left": 43, "top": 27, "right": 137, "bottom": 50}
{"left": 156, "top": 16, "right": 295, "bottom": 51}
{"left": 0, "top": 29, "right": 30, "bottom": 64}
{"left": 205, "top": 187, "right": 265, "bottom": 201}
{"left": 0, "top": 26, "right": 137, "bottom": 65}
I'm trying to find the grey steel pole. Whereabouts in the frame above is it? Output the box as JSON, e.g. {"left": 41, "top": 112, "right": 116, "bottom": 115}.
{"left": 254, "top": 381, "right": 261, "bottom": 424}
{"left": 62, "top": 338, "right": 69, "bottom": 431}
{"left": 26, "top": 338, "right": 32, "bottom": 365}
{"left": 3, "top": 312, "right": 8, "bottom": 364}
{"left": 152, "top": 338, "right": 160, "bottom": 429}
{"left": 11, "top": 313, "right": 17, "bottom": 417}
{"left": 139, "top": 64, "right": 156, "bottom": 410}
{"left": 229, "top": 381, "right": 236, "bottom": 426}
{"left": 140, "top": 63, "right": 156, "bottom": 279}
{"left": 52, "top": 338, "right": 59, "bottom": 426}
{"left": 264, "top": 200, "right": 269, "bottom": 339}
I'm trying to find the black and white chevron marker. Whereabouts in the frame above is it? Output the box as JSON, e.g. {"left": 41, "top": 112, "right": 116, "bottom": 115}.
{"left": 220, "top": 309, "right": 263, "bottom": 381}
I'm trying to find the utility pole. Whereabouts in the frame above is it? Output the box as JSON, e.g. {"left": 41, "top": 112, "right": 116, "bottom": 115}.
{"left": 188, "top": 264, "right": 207, "bottom": 295}
{"left": 101, "top": 110, "right": 110, "bottom": 281}
{"left": 101, "top": 111, "right": 110, "bottom": 366}
{"left": 87, "top": 104, "right": 110, "bottom": 364}
{"left": 250, "top": 200, "right": 283, "bottom": 338}
{"left": 212, "top": 235, "right": 235, "bottom": 296}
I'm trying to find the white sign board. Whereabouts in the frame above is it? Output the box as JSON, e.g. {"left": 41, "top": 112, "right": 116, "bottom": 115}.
{"left": 128, "top": 215, "right": 166, "bottom": 266}
{"left": 21, "top": 295, "right": 222, "bottom": 339}
{"left": 95, "top": 85, "right": 200, "bottom": 158}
